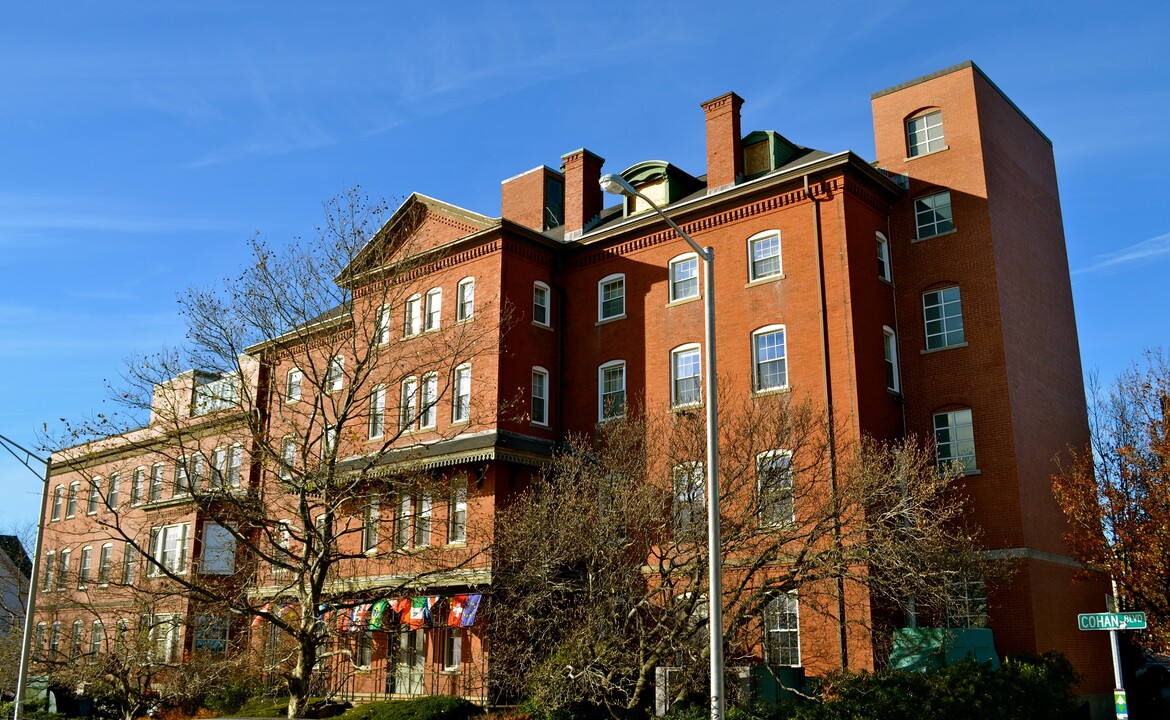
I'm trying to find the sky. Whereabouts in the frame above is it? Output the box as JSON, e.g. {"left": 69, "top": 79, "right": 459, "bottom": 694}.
{"left": 1, "top": 2, "right": 1168, "bottom": 531}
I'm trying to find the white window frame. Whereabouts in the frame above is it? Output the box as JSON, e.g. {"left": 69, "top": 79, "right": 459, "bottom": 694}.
{"left": 448, "top": 480, "right": 467, "bottom": 544}
{"left": 98, "top": 543, "right": 113, "bottom": 585}
{"left": 280, "top": 437, "right": 296, "bottom": 480}
{"left": 322, "top": 425, "right": 337, "bottom": 461}
{"left": 456, "top": 277, "right": 475, "bottom": 322}
{"left": 149, "top": 463, "right": 164, "bottom": 502}
{"left": 227, "top": 444, "right": 243, "bottom": 487}
{"left": 107, "top": 472, "right": 120, "bottom": 509}
{"left": 51, "top": 485, "right": 63, "bottom": 521}
{"left": 78, "top": 546, "right": 92, "bottom": 588}
{"left": 400, "top": 376, "right": 418, "bottom": 431}
{"left": 87, "top": 478, "right": 101, "bottom": 515}
{"left": 752, "top": 325, "right": 788, "bottom": 392}
{"left": 414, "top": 495, "right": 432, "bottom": 548}
{"left": 670, "top": 344, "right": 702, "bottom": 408}
{"left": 58, "top": 548, "right": 71, "bottom": 591}
{"left": 934, "top": 408, "right": 977, "bottom": 473}
{"left": 923, "top": 286, "right": 965, "bottom": 350}
{"left": 148, "top": 522, "right": 190, "bottom": 576}
{"left": 748, "top": 230, "right": 783, "bottom": 282}
{"left": 375, "top": 304, "right": 391, "bottom": 345}
{"left": 452, "top": 364, "right": 471, "bottom": 423}
{"left": 194, "top": 614, "right": 230, "bottom": 654}
{"left": 362, "top": 498, "right": 379, "bottom": 553}
{"left": 90, "top": 620, "right": 104, "bottom": 656}
{"left": 394, "top": 494, "right": 412, "bottom": 550}
{"left": 763, "top": 592, "right": 801, "bottom": 667}
{"left": 533, "top": 281, "right": 550, "bottom": 326}
{"left": 66, "top": 481, "right": 79, "bottom": 518}
{"left": 173, "top": 456, "right": 189, "bottom": 497}
{"left": 42, "top": 552, "right": 54, "bottom": 591}
{"left": 199, "top": 522, "right": 237, "bottom": 575}
{"left": 425, "top": 288, "right": 442, "bottom": 331}
{"left": 444, "top": 628, "right": 463, "bottom": 672}
{"left": 369, "top": 385, "right": 386, "bottom": 439}
{"left": 946, "top": 578, "right": 989, "bottom": 629}
{"left": 915, "top": 191, "right": 954, "bottom": 239}
{"left": 668, "top": 253, "right": 700, "bottom": 302}
{"left": 531, "top": 366, "right": 549, "bottom": 426}
{"left": 883, "top": 326, "right": 901, "bottom": 393}
{"left": 404, "top": 294, "right": 422, "bottom": 337}
{"left": 131, "top": 467, "right": 145, "bottom": 506}
{"left": 420, "top": 373, "right": 438, "bottom": 429}
{"left": 672, "top": 462, "right": 705, "bottom": 534}
{"left": 598, "top": 273, "right": 626, "bottom": 321}
{"left": 598, "top": 360, "right": 626, "bottom": 421}
{"left": 907, "top": 110, "right": 945, "bottom": 157}
{"left": 286, "top": 367, "right": 303, "bottom": 402}
{"left": 757, "top": 450, "right": 794, "bottom": 528}
{"left": 325, "top": 356, "right": 344, "bottom": 393}
{"left": 122, "top": 544, "right": 135, "bottom": 585}
{"left": 148, "top": 613, "right": 181, "bottom": 663}
{"left": 876, "top": 231, "right": 891, "bottom": 282}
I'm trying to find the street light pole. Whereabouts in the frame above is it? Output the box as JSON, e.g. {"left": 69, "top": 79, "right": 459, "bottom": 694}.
{"left": 599, "top": 174, "right": 724, "bottom": 720}
{"left": 0, "top": 433, "right": 50, "bottom": 720}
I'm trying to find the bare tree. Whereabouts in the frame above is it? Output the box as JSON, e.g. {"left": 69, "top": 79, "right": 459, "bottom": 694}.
{"left": 46, "top": 188, "right": 506, "bottom": 717}
{"left": 1, "top": 525, "right": 34, "bottom": 700}
{"left": 492, "top": 389, "right": 987, "bottom": 715}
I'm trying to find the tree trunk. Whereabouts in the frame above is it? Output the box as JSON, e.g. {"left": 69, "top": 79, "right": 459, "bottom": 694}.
{"left": 286, "top": 640, "right": 317, "bottom": 719}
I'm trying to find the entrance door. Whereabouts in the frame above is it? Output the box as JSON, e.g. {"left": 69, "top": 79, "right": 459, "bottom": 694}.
{"left": 393, "top": 629, "right": 425, "bottom": 695}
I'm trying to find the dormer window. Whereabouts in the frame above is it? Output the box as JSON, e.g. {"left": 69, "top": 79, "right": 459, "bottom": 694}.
{"left": 615, "top": 161, "right": 704, "bottom": 218}
{"left": 740, "top": 131, "right": 802, "bottom": 180}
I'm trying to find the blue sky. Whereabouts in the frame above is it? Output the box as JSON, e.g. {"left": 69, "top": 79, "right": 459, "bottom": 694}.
{"left": 2, "top": 2, "right": 1168, "bottom": 530}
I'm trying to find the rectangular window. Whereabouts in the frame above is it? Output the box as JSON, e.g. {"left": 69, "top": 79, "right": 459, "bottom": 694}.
{"left": 672, "top": 463, "right": 704, "bottom": 534}
{"left": 87, "top": 479, "right": 101, "bottom": 515}
{"left": 195, "top": 615, "right": 229, "bottom": 653}
{"left": 414, "top": 495, "right": 432, "bottom": 547}
{"left": 923, "top": 286, "right": 965, "bottom": 350}
{"left": 42, "top": 552, "right": 55, "bottom": 591}
{"left": 191, "top": 454, "right": 204, "bottom": 492}
{"left": 49, "top": 622, "right": 60, "bottom": 657}
{"left": 173, "top": 458, "right": 189, "bottom": 496}
{"left": 200, "top": 523, "right": 237, "bottom": 575}
{"left": 211, "top": 447, "right": 226, "bottom": 487}
{"left": 280, "top": 437, "right": 296, "bottom": 480}
{"left": 400, "top": 377, "right": 418, "bottom": 431}
{"left": 669, "top": 255, "right": 699, "bottom": 301}
{"left": 457, "top": 278, "right": 475, "bottom": 321}
{"left": 907, "top": 110, "right": 945, "bottom": 157}
{"left": 149, "top": 523, "right": 190, "bottom": 575}
{"left": 946, "top": 579, "right": 989, "bottom": 628}
{"left": 66, "top": 482, "right": 78, "bottom": 518}
{"left": 749, "top": 232, "right": 782, "bottom": 281}
{"left": 323, "top": 425, "right": 337, "bottom": 461}
{"left": 57, "top": 549, "right": 70, "bottom": 590}
{"left": 883, "top": 328, "right": 901, "bottom": 392}
{"left": 149, "top": 463, "right": 164, "bottom": 502}
{"left": 599, "top": 362, "right": 626, "bottom": 420}
{"left": 877, "top": 233, "right": 891, "bottom": 281}
{"left": 122, "top": 545, "right": 135, "bottom": 585}
{"left": 533, "top": 282, "right": 550, "bottom": 326}
{"left": 598, "top": 275, "right": 625, "bottom": 320}
{"left": 51, "top": 486, "right": 63, "bottom": 521}
{"left": 375, "top": 305, "right": 391, "bottom": 345}
{"left": 531, "top": 368, "right": 548, "bottom": 426}
{"left": 107, "top": 472, "right": 120, "bottom": 509}
{"left": 369, "top": 385, "right": 386, "bottom": 439}
{"left": 915, "top": 191, "right": 954, "bottom": 239}
{"left": 448, "top": 480, "right": 467, "bottom": 544}
{"left": 420, "top": 373, "right": 438, "bottom": 429}
{"left": 934, "top": 408, "right": 977, "bottom": 473}
{"left": 362, "top": 498, "right": 379, "bottom": 553}
{"left": 757, "top": 451, "right": 794, "bottom": 528}
{"left": 98, "top": 543, "right": 112, "bottom": 584}
{"left": 325, "top": 356, "right": 344, "bottom": 392}
{"left": 444, "top": 628, "right": 462, "bottom": 671}
{"left": 425, "top": 288, "right": 442, "bottom": 331}
{"left": 71, "top": 621, "right": 83, "bottom": 659}
{"left": 227, "top": 444, "right": 243, "bottom": 487}
{"left": 395, "top": 495, "right": 412, "bottom": 550}
{"left": 453, "top": 365, "right": 471, "bottom": 423}
{"left": 404, "top": 295, "right": 422, "bottom": 336}
{"left": 753, "top": 327, "right": 788, "bottom": 391}
{"left": 90, "top": 620, "right": 104, "bottom": 656}
{"left": 764, "top": 593, "right": 801, "bottom": 667}
{"left": 671, "top": 346, "right": 701, "bottom": 407}
{"left": 271, "top": 521, "right": 291, "bottom": 580}
{"left": 286, "top": 368, "right": 303, "bottom": 402}
{"left": 132, "top": 468, "right": 145, "bottom": 505}
{"left": 149, "top": 614, "right": 181, "bottom": 663}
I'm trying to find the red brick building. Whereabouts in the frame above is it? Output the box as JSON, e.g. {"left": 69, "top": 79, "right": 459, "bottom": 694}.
{"left": 34, "top": 61, "right": 1110, "bottom": 710}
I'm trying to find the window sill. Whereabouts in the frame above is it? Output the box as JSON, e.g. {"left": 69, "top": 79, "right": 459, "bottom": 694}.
{"left": 887, "top": 388, "right": 903, "bottom": 398}
{"left": 441, "top": 668, "right": 463, "bottom": 676}
{"left": 596, "top": 314, "right": 627, "bottom": 326}
{"left": 904, "top": 145, "right": 950, "bottom": 162}
{"left": 670, "top": 403, "right": 703, "bottom": 414}
{"left": 450, "top": 418, "right": 469, "bottom": 426}
{"left": 667, "top": 295, "right": 701, "bottom": 308}
{"left": 532, "top": 321, "right": 553, "bottom": 331}
{"left": 531, "top": 420, "right": 549, "bottom": 428}
{"left": 879, "top": 276, "right": 894, "bottom": 288}
{"left": 921, "top": 342, "right": 968, "bottom": 355}
{"left": 456, "top": 316, "right": 474, "bottom": 324}
{"left": 912, "top": 228, "right": 957, "bottom": 244}
{"left": 745, "top": 274, "right": 785, "bottom": 288}
{"left": 752, "top": 386, "right": 791, "bottom": 398}
{"left": 446, "top": 541, "right": 467, "bottom": 548}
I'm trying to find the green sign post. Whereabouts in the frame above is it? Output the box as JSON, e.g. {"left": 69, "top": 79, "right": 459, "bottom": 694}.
{"left": 1077, "top": 612, "right": 1147, "bottom": 631}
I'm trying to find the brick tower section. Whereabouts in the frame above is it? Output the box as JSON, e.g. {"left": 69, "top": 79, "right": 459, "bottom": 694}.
{"left": 701, "top": 92, "right": 745, "bottom": 190}
{"left": 561, "top": 149, "right": 604, "bottom": 237}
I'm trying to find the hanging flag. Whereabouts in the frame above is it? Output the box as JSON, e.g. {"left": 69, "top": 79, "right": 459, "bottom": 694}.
{"left": 251, "top": 603, "right": 273, "bottom": 628}
{"left": 392, "top": 597, "right": 411, "bottom": 624}
{"left": 369, "top": 599, "right": 389, "bottom": 630}
{"left": 460, "top": 594, "right": 482, "bottom": 627}
{"left": 426, "top": 596, "right": 444, "bottom": 627}
{"left": 409, "top": 597, "right": 426, "bottom": 628}
{"left": 448, "top": 595, "right": 468, "bottom": 626}
{"left": 277, "top": 603, "right": 299, "bottom": 621}
{"left": 351, "top": 602, "right": 371, "bottom": 629}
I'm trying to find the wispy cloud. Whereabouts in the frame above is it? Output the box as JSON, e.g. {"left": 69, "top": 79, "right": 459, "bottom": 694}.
{"left": 1074, "top": 232, "right": 1170, "bottom": 275}
{"left": 0, "top": 194, "right": 221, "bottom": 236}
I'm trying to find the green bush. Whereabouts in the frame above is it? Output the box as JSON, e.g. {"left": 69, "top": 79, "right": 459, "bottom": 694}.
{"left": 336, "top": 696, "right": 482, "bottom": 720}
{"left": 202, "top": 676, "right": 267, "bottom": 715}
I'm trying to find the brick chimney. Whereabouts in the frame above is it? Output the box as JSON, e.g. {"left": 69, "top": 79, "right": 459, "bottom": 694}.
{"left": 561, "top": 148, "right": 604, "bottom": 239}
{"left": 502, "top": 166, "right": 565, "bottom": 231}
{"left": 701, "top": 92, "right": 745, "bottom": 191}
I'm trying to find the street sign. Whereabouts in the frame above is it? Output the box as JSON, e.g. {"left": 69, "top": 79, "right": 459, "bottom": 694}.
{"left": 1115, "top": 688, "right": 1128, "bottom": 720}
{"left": 1077, "top": 612, "right": 1147, "bottom": 631}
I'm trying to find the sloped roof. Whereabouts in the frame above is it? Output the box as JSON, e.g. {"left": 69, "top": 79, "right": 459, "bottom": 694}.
{"left": 0, "top": 535, "right": 31, "bottom": 579}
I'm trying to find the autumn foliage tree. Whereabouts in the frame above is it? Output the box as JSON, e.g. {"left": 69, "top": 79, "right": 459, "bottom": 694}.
{"left": 1052, "top": 350, "right": 1170, "bottom": 653}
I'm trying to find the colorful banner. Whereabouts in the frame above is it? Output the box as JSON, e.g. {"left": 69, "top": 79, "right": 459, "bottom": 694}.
{"left": 461, "top": 594, "right": 482, "bottom": 627}
{"left": 409, "top": 597, "right": 426, "bottom": 628}
{"left": 351, "top": 602, "right": 371, "bottom": 629}
{"left": 369, "top": 599, "right": 389, "bottom": 630}
{"left": 251, "top": 603, "right": 273, "bottom": 628}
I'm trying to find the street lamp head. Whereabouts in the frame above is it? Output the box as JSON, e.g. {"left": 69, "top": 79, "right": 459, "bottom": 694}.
{"left": 599, "top": 173, "right": 636, "bottom": 197}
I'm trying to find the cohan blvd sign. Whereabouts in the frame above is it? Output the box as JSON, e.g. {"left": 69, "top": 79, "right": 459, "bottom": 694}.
{"left": 1077, "top": 612, "right": 1147, "bottom": 631}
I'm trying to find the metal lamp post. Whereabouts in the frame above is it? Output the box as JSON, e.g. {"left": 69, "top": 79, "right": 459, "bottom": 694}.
{"left": 599, "top": 173, "right": 725, "bottom": 720}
